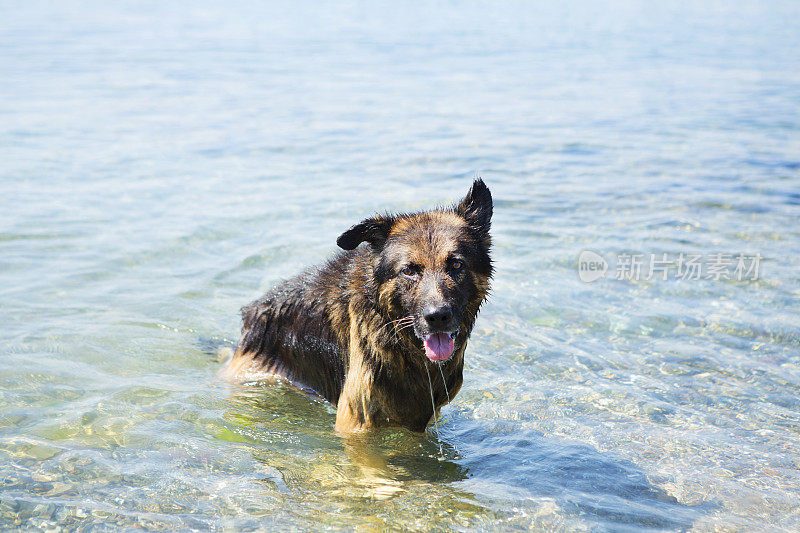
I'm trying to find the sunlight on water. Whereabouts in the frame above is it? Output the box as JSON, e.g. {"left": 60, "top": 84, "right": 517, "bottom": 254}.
{"left": 1, "top": 0, "right": 800, "bottom": 530}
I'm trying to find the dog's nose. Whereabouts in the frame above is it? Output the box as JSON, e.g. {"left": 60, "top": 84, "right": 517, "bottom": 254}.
{"left": 423, "top": 305, "right": 453, "bottom": 329}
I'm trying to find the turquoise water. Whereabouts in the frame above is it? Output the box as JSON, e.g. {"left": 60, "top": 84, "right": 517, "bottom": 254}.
{"left": 2, "top": 1, "right": 800, "bottom": 530}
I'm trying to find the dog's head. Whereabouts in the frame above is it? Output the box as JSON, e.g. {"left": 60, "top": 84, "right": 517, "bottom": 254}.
{"left": 337, "top": 179, "right": 493, "bottom": 362}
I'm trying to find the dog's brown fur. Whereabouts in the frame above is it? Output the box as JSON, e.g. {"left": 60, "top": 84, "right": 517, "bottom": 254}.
{"left": 222, "top": 179, "right": 493, "bottom": 432}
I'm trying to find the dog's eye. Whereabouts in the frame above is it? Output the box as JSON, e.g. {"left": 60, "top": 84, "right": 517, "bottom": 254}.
{"left": 452, "top": 260, "right": 463, "bottom": 271}
{"left": 401, "top": 266, "right": 418, "bottom": 277}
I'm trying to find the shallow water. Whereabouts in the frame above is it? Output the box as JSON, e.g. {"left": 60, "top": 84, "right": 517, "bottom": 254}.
{"left": 2, "top": 1, "right": 800, "bottom": 530}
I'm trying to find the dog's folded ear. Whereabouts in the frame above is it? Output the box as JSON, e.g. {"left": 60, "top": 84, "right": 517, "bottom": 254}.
{"left": 456, "top": 178, "right": 493, "bottom": 238}
{"left": 336, "top": 215, "right": 395, "bottom": 250}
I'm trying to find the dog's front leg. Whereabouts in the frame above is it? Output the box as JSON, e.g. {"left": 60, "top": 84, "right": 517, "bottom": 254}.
{"left": 335, "top": 389, "right": 364, "bottom": 432}
{"left": 335, "top": 361, "right": 375, "bottom": 432}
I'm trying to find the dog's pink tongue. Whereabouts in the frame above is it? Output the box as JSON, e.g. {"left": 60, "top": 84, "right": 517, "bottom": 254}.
{"left": 424, "top": 333, "right": 455, "bottom": 361}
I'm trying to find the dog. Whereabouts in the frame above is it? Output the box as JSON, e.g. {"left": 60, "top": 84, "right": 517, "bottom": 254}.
{"left": 221, "top": 179, "right": 493, "bottom": 433}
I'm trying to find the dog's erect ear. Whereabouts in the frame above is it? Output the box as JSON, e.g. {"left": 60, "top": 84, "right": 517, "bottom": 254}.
{"left": 336, "top": 215, "right": 395, "bottom": 251}
{"left": 456, "top": 178, "right": 492, "bottom": 237}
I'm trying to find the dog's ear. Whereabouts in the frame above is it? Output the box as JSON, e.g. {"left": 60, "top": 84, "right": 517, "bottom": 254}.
{"left": 456, "top": 178, "right": 492, "bottom": 237}
{"left": 336, "top": 215, "right": 395, "bottom": 250}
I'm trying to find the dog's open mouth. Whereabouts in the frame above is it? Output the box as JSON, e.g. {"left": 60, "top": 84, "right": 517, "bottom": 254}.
{"left": 422, "top": 331, "right": 457, "bottom": 362}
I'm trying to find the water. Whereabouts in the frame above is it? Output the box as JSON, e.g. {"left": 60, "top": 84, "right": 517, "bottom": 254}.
{"left": 2, "top": 1, "right": 799, "bottom": 530}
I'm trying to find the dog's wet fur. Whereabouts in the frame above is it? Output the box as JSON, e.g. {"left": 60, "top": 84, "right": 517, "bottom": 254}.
{"left": 222, "top": 179, "right": 493, "bottom": 432}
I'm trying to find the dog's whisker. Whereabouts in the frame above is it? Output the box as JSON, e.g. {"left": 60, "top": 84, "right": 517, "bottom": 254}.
{"left": 389, "top": 317, "right": 414, "bottom": 342}
{"left": 385, "top": 316, "right": 413, "bottom": 329}
{"left": 376, "top": 316, "right": 413, "bottom": 340}
{"left": 424, "top": 363, "right": 443, "bottom": 455}
{"left": 375, "top": 321, "right": 396, "bottom": 339}
{"left": 393, "top": 322, "right": 414, "bottom": 333}
{"left": 388, "top": 321, "right": 408, "bottom": 338}
{"left": 375, "top": 319, "right": 400, "bottom": 335}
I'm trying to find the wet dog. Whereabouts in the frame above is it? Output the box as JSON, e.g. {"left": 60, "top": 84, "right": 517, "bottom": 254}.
{"left": 222, "top": 179, "right": 493, "bottom": 432}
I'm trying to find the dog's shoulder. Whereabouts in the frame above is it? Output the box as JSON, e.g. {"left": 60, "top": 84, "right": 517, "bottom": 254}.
{"left": 227, "top": 247, "right": 373, "bottom": 399}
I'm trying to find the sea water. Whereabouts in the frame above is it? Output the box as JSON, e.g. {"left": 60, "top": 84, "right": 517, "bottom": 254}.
{"left": 1, "top": 1, "right": 799, "bottom": 529}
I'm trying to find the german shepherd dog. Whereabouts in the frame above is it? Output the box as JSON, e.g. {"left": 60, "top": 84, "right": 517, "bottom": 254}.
{"left": 222, "top": 179, "right": 493, "bottom": 433}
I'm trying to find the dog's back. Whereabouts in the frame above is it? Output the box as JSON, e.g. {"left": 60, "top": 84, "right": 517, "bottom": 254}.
{"left": 227, "top": 251, "right": 361, "bottom": 401}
